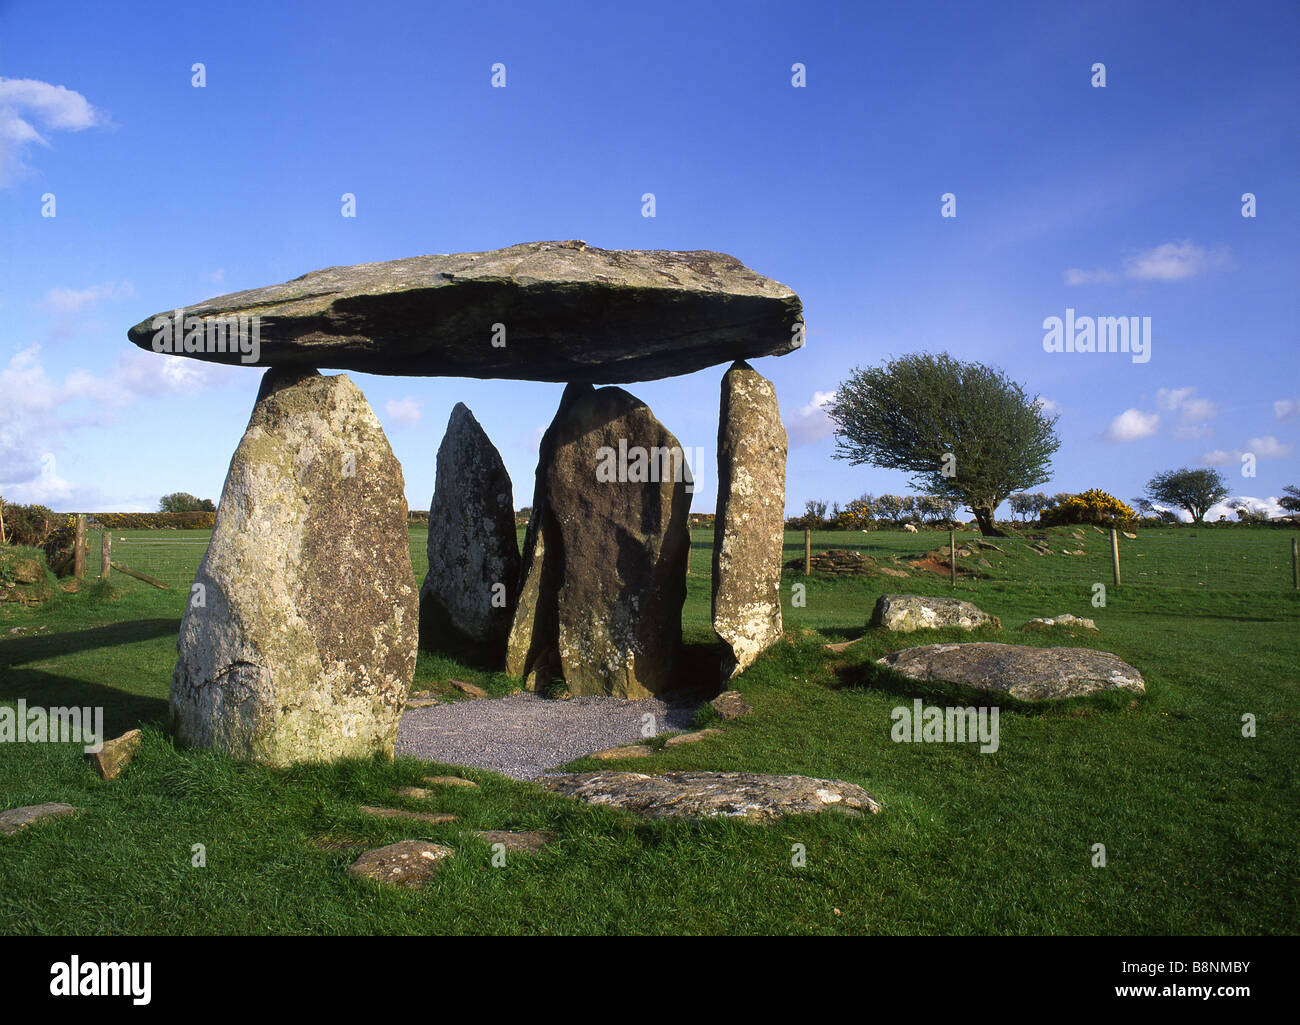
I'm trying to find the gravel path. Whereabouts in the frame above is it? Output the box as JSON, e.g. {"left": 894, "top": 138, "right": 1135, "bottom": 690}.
{"left": 395, "top": 693, "right": 699, "bottom": 780}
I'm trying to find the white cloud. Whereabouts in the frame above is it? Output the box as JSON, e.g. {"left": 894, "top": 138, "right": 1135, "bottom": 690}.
{"left": 1244, "top": 435, "right": 1292, "bottom": 459}
{"left": 1206, "top": 496, "right": 1286, "bottom": 522}
{"left": 1156, "top": 386, "right": 1217, "bottom": 427}
{"left": 0, "top": 77, "right": 105, "bottom": 185}
{"left": 1124, "top": 241, "right": 1230, "bottom": 282}
{"left": 0, "top": 345, "right": 237, "bottom": 505}
{"left": 384, "top": 396, "right": 422, "bottom": 428}
{"left": 1102, "top": 408, "right": 1159, "bottom": 442}
{"left": 1200, "top": 449, "right": 1234, "bottom": 466}
{"left": 35, "top": 280, "right": 136, "bottom": 314}
{"left": 1036, "top": 397, "right": 1062, "bottom": 416}
{"left": 786, "top": 390, "right": 836, "bottom": 446}
{"left": 1275, "top": 398, "right": 1299, "bottom": 421}
{"left": 1064, "top": 241, "right": 1230, "bottom": 287}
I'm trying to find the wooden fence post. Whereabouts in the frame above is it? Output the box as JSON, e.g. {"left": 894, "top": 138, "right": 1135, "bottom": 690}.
{"left": 74, "top": 514, "right": 86, "bottom": 579}
{"left": 950, "top": 529, "right": 957, "bottom": 587}
{"left": 804, "top": 528, "right": 812, "bottom": 575}
{"left": 1292, "top": 537, "right": 1298, "bottom": 590}
{"left": 1111, "top": 527, "right": 1121, "bottom": 586}
{"left": 101, "top": 530, "right": 111, "bottom": 581}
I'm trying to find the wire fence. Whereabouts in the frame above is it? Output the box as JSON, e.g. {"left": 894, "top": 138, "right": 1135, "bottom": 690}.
{"left": 88, "top": 525, "right": 1299, "bottom": 596}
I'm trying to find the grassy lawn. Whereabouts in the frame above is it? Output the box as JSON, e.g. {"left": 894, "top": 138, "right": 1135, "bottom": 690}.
{"left": 0, "top": 526, "right": 1296, "bottom": 934}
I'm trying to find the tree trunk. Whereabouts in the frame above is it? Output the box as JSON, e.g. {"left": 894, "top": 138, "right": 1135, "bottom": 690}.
{"left": 972, "top": 507, "right": 1005, "bottom": 537}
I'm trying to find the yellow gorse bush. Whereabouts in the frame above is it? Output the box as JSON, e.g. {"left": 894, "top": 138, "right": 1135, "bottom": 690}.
{"left": 1043, "top": 489, "right": 1136, "bottom": 529}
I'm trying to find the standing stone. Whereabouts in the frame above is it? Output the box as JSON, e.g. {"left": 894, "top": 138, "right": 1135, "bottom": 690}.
{"left": 420, "top": 403, "right": 519, "bottom": 661}
{"left": 171, "top": 368, "right": 418, "bottom": 766}
{"left": 506, "top": 384, "right": 691, "bottom": 697}
{"left": 712, "top": 361, "right": 787, "bottom": 677}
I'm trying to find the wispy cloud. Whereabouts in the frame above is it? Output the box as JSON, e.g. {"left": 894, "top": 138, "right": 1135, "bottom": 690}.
{"left": 1065, "top": 241, "right": 1231, "bottom": 286}
{"left": 0, "top": 77, "right": 105, "bottom": 185}
{"left": 35, "top": 281, "right": 136, "bottom": 314}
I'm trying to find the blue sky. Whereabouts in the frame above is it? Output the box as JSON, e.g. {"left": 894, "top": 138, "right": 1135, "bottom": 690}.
{"left": 2, "top": 0, "right": 1297, "bottom": 520}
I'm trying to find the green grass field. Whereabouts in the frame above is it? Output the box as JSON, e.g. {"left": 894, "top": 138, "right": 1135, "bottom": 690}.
{"left": 1, "top": 525, "right": 1296, "bottom": 934}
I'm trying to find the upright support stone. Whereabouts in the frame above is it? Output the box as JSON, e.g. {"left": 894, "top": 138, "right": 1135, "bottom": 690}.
{"left": 420, "top": 403, "right": 520, "bottom": 662}
{"left": 170, "top": 368, "right": 417, "bottom": 765}
{"left": 712, "top": 361, "right": 787, "bottom": 677}
{"left": 507, "top": 383, "right": 691, "bottom": 697}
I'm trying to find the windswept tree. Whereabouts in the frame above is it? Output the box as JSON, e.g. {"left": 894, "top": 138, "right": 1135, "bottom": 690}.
{"left": 826, "top": 353, "right": 1060, "bottom": 536}
{"left": 1144, "top": 467, "right": 1228, "bottom": 524}
{"left": 1279, "top": 484, "right": 1300, "bottom": 514}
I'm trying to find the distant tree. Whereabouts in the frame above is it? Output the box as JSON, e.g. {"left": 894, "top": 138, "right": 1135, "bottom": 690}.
{"left": 836, "top": 494, "right": 875, "bottom": 530}
{"left": 874, "top": 494, "right": 906, "bottom": 526}
{"left": 916, "top": 494, "right": 954, "bottom": 524}
{"left": 1008, "top": 493, "right": 1044, "bottom": 521}
{"left": 1279, "top": 485, "right": 1300, "bottom": 514}
{"left": 826, "top": 352, "right": 1060, "bottom": 536}
{"left": 1145, "top": 467, "right": 1229, "bottom": 524}
{"left": 159, "top": 492, "right": 211, "bottom": 514}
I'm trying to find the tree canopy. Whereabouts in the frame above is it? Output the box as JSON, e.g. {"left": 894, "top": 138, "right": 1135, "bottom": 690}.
{"left": 825, "top": 352, "right": 1060, "bottom": 535}
{"left": 1144, "top": 467, "right": 1228, "bottom": 523}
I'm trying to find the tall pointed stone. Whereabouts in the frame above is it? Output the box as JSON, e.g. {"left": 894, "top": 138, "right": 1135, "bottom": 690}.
{"left": 507, "top": 384, "right": 692, "bottom": 697}
{"left": 712, "top": 360, "right": 787, "bottom": 677}
{"left": 420, "top": 403, "right": 520, "bottom": 661}
{"left": 170, "top": 368, "right": 417, "bottom": 765}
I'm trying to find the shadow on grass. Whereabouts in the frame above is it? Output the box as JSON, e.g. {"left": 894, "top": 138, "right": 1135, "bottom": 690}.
{"left": 0, "top": 618, "right": 180, "bottom": 666}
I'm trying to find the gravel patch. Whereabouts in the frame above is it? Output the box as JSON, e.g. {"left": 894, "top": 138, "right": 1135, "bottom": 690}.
{"left": 395, "top": 692, "right": 699, "bottom": 780}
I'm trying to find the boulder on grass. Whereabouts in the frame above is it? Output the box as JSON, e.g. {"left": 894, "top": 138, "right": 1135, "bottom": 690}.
{"left": 877, "top": 642, "right": 1145, "bottom": 700}
{"left": 870, "top": 594, "right": 999, "bottom": 633}
{"left": 171, "top": 368, "right": 418, "bottom": 766}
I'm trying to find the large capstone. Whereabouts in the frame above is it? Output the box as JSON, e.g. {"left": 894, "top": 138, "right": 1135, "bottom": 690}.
{"left": 170, "top": 368, "right": 418, "bottom": 765}
{"left": 876, "top": 642, "right": 1145, "bottom": 701}
{"left": 420, "top": 403, "right": 519, "bottom": 660}
{"left": 506, "top": 384, "right": 691, "bottom": 697}
{"left": 126, "top": 240, "right": 804, "bottom": 383}
{"left": 712, "top": 360, "right": 787, "bottom": 676}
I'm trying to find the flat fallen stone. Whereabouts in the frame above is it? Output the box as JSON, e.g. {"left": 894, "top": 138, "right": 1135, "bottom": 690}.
{"left": 589, "top": 743, "right": 655, "bottom": 760}
{"left": 824, "top": 638, "right": 862, "bottom": 653}
{"left": 87, "top": 728, "right": 142, "bottom": 780}
{"left": 421, "top": 775, "right": 479, "bottom": 789}
{"left": 449, "top": 680, "right": 488, "bottom": 699}
{"left": 542, "top": 771, "right": 880, "bottom": 822}
{"left": 406, "top": 696, "right": 439, "bottom": 709}
{"left": 347, "top": 840, "right": 453, "bottom": 889}
{"left": 1021, "top": 614, "right": 1098, "bottom": 632}
{"left": 0, "top": 803, "right": 78, "bottom": 836}
{"left": 474, "top": 830, "right": 554, "bottom": 854}
{"left": 359, "top": 805, "right": 456, "bottom": 824}
{"left": 709, "top": 690, "right": 752, "bottom": 720}
{"left": 393, "top": 786, "right": 433, "bottom": 799}
{"left": 876, "top": 642, "right": 1145, "bottom": 700}
{"left": 870, "top": 594, "right": 1000, "bottom": 633}
{"left": 662, "top": 728, "right": 725, "bottom": 748}
{"left": 127, "top": 240, "right": 804, "bottom": 383}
